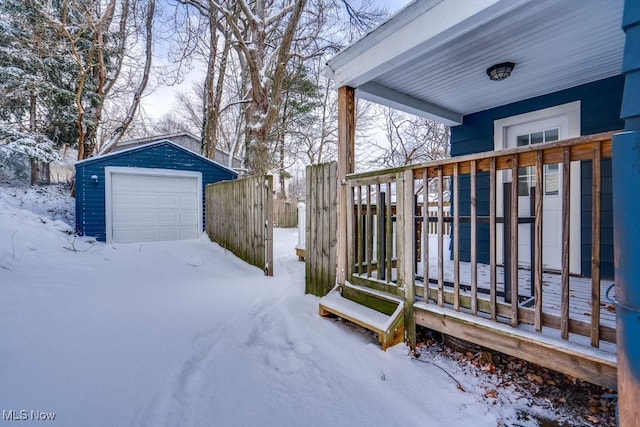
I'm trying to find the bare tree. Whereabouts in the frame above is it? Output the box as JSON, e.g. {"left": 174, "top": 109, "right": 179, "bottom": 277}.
{"left": 278, "top": 0, "right": 387, "bottom": 169}
{"left": 174, "top": 1, "right": 239, "bottom": 160}
{"left": 153, "top": 112, "right": 194, "bottom": 135}
{"left": 334, "top": 0, "right": 387, "bottom": 40}
{"left": 164, "top": 0, "right": 387, "bottom": 175}
{"left": 100, "top": 0, "right": 156, "bottom": 154}
{"left": 174, "top": 84, "right": 205, "bottom": 135}
{"left": 52, "top": 0, "right": 117, "bottom": 159}
{"left": 371, "top": 107, "right": 450, "bottom": 167}
{"left": 42, "top": 0, "right": 156, "bottom": 160}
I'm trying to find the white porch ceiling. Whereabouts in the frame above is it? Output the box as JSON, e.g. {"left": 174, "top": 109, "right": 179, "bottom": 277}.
{"left": 324, "top": 0, "right": 625, "bottom": 125}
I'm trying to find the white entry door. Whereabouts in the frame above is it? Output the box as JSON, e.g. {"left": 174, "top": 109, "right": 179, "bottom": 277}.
{"left": 494, "top": 102, "right": 581, "bottom": 274}
{"left": 505, "top": 118, "right": 564, "bottom": 270}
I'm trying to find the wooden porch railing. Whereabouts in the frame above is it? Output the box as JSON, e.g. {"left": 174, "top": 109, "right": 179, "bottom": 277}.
{"left": 345, "top": 132, "right": 616, "bottom": 349}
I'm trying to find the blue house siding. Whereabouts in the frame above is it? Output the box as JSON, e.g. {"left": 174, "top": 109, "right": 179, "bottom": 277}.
{"left": 75, "top": 141, "right": 237, "bottom": 241}
{"left": 450, "top": 75, "right": 624, "bottom": 278}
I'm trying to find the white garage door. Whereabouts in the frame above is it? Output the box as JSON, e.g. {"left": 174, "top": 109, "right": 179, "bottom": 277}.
{"left": 107, "top": 168, "right": 202, "bottom": 243}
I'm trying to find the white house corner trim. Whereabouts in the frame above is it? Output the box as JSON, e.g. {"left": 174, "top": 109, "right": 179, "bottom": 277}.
{"left": 105, "top": 167, "right": 113, "bottom": 244}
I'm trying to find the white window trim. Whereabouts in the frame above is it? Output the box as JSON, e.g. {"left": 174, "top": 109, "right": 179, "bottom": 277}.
{"left": 104, "top": 167, "right": 203, "bottom": 244}
{"left": 493, "top": 101, "right": 582, "bottom": 274}
{"left": 493, "top": 101, "right": 581, "bottom": 150}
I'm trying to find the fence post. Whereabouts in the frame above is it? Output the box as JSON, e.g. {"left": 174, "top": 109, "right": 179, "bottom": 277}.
{"left": 264, "top": 175, "right": 274, "bottom": 276}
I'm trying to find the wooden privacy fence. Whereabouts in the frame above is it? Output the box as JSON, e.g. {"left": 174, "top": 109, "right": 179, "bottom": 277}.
{"left": 305, "top": 162, "right": 338, "bottom": 296}
{"left": 273, "top": 199, "right": 298, "bottom": 227}
{"left": 206, "top": 175, "right": 274, "bottom": 276}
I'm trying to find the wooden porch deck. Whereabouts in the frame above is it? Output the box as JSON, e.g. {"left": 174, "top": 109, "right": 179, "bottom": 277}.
{"left": 353, "top": 235, "right": 617, "bottom": 339}
{"left": 338, "top": 133, "right": 618, "bottom": 389}
{"left": 418, "top": 235, "right": 616, "bottom": 334}
{"left": 419, "top": 266, "right": 617, "bottom": 348}
{"left": 350, "top": 258, "right": 618, "bottom": 389}
{"left": 354, "top": 234, "right": 616, "bottom": 342}
{"left": 351, "top": 246, "right": 618, "bottom": 353}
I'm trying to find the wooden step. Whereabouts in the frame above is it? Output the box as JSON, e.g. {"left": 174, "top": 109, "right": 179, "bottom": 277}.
{"left": 319, "top": 284, "right": 405, "bottom": 350}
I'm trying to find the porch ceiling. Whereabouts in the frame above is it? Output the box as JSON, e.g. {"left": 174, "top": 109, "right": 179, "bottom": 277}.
{"left": 324, "top": 0, "right": 625, "bottom": 126}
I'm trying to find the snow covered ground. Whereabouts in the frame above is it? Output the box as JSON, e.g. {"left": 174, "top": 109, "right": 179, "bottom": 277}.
{"left": 0, "top": 185, "right": 553, "bottom": 426}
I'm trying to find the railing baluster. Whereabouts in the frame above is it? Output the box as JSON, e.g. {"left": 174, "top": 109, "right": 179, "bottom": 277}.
{"left": 357, "top": 185, "right": 363, "bottom": 276}
{"left": 591, "top": 143, "right": 602, "bottom": 347}
{"left": 470, "top": 160, "right": 478, "bottom": 315}
{"left": 423, "top": 169, "right": 429, "bottom": 301}
{"left": 376, "top": 183, "right": 383, "bottom": 281}
{"left": 346, "top": 183, "right": 355, "bottom": 278}
{"left": 386, "top": 181, "right": 393, "bottom": 283}
{"left": 490, "top": 157, "right": 497, "bottom": 320}
{"left": 561, "top": 148, "right": 571, "bottom": 340}
{"left": 396, "top": 174, "right": 405, "bottom": 292}
{"left": 437, "top": 167, "right": 444, "bottom": 307}
{"left": 510, "top": 155, "right": 519, "bottom": 327}
{"left": 366, "top": 185, "right": 373, "bottom": 277}
{"left": 453, "top": 163, "right": 460, "bottom": 311}
{"left": 534, "top": 151, "right": 544, "bottom": 332}
{"left": 402, "top": 169, "right": 416, "bottom": 348}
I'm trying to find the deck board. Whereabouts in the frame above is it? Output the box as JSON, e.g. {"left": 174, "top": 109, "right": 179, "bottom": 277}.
{"left": 416, "top": 250, "right": 616, "bottom": 331}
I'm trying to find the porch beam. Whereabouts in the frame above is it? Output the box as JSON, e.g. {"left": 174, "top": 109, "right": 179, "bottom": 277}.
{"left": 356, "top": 82, "right": 462, "bottom": 125}
{"left": 337, "top": 86, "right": 356, "bottom": 286}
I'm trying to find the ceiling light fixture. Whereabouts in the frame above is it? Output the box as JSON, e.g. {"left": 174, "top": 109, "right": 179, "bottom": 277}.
{"left": 486, "top": 62, "right": 516, "bottom": 81}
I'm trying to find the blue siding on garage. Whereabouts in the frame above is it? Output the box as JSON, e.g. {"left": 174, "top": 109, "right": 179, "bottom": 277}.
{"left": 75, "top": 141, "right": 237, "bottom": 241}
{"left": 450, "top": 75, "right": 624, "bottom": 278}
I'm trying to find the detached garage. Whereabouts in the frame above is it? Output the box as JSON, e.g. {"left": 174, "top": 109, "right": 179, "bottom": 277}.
{"left": 75, "top": 140, "right": 238, "bottom": 243}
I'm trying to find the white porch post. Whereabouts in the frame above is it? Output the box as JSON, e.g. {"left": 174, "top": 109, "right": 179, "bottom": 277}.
{"left": 296, "top": 201, "right": 306, "bottom": 252}
{"left": 337, "top": 86, "right": 355, "bottom": 286}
